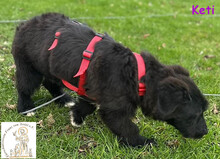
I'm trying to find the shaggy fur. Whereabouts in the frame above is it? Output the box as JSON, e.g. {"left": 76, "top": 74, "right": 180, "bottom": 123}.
{"left": 12, "top": 13, "right": 208, "bottom": 147}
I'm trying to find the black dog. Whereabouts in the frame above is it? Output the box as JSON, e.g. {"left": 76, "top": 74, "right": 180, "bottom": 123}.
{"left": 12, "top": 13, "right": 208, "bottom": 147}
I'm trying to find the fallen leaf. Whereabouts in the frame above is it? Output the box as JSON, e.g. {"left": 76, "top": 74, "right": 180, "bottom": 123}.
{"left": 81, "top": 135, "right": 95, "bottom": 142}
{"left": 37, "top": 120, "right": 44, "bottom": 128}
{"left": 213, "top": 104, "right": 219, "bottom": 114}
{"left": 78, "top": 141, "right": 97, "bottom": 153}
{"left": 204, "top": 55, "right": 216, "bottom": 59}
{"left": 47, "top": 113, "right": 55, "bottom": 127}
{"left": 143, "top": 34, "right": 150, "bottom": 39}
{"left": 162, "top": 43, "right": 166, "bottom": 48}
{"left": 65, "top": 125, "right": 77, "bottom": 135}
{"left": 0, "top": 58, "right": 4, "bottom": 62}
{"left": 167, "top": 140, "right": 180, "bottom": 148}
{"left": 5, "top": 103, "right": 16, "bottom": 109}
{"left": 88, "top": 141, "right": 97, "bottom": 148}
{"left": 206, "top": 67, "right": 213, "bottom": 71}
{"left": 83, "top": 136, "right": 88, "bottom": 141}
{"left": 56, "top": 125, "right": 78, "bottom": 136}
{"left": 199, "top": 51, "right": 204, "bottom": 55}
{"left": 78, "top": 147, "right": 86, "bottom": 153}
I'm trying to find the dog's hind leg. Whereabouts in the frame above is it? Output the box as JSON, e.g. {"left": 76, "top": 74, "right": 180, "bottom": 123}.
{"left": 42, "top": 79, "right": 75, "bottom": 107}
{"left": 14, "top": 57, "right": 43, "bottom": 114}
{"left": 69, "top": 98, "right": 96, "bottom": 127}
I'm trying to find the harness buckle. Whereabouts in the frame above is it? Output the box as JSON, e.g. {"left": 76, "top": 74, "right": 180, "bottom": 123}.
{"left": 82, "top": 50, "right": 93, "bottom": 61}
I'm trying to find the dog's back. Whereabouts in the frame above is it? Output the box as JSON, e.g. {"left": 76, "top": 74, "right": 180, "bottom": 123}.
{"left": 12, "top": 13, "right": 95, "bottom": 77}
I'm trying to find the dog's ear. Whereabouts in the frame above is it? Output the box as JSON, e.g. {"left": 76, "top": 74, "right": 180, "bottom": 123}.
{"left": 168, "top": 65, "right": 189, "bottom": 76}
{"left": 157, "top": 77, "right": 191, "bottom": 117}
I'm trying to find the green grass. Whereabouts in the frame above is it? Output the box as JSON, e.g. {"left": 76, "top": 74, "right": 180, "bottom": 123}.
{"left": 0, "top": 0, "right": 220, "bottom": 158}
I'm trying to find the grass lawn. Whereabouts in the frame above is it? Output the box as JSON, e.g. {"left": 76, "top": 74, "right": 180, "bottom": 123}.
{"left": 0, "top": 0, "right": 220, "bottom": 158}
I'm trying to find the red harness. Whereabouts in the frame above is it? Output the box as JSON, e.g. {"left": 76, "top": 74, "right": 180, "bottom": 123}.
{"left": 133, "top": 53, "right": 146, "bottom": 96}
{"left": 62, "top": 35, "right": 102, "bottom": 96}
{"left": 48, "top": 33, "right": 146, "bottom": 97}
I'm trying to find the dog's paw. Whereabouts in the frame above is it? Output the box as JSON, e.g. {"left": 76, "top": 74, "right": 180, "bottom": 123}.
{"left": 70, "top": 120, "right": 83, "bottom": 127}
{"left": 69, "top": 111, "right": 84, "bottom": 127}
{"left": 65, "top": 101, "right": 75, "bottom": 108}
{"left": 121, "top": 136, "right": 157, "bottom": 147}
{"left": 26, "top": 112, "right": 35, "bottom": 117}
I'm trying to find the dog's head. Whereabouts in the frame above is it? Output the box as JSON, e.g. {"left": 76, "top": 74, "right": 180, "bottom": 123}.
{"left": 156, "top": 72, "right": 208, "bottom": 139}
{"left": 140, "top": 54, "right": 208, "bottom": 139}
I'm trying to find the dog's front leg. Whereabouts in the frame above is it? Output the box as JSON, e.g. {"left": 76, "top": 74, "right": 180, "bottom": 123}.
{"left": 70, "top": 97, "right": 96, "bottom": 127}
{"left": 99, "top": 103, "right": 155, "bottom": 147}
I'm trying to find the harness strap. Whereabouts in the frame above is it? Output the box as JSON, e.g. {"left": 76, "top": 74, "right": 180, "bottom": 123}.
{"left": 74, "top": 36, "right": 103, "bottom": 77}
{"left": 48, "top": 32, "right": 61, "bottom": 51}
{"left": 133, "top": 53, "right": 146, "bottom": 96}
{"left": 62, "top": 80, "right": 79, "bottom": 93}
{"left": 62, "top": 35, "right": 103, "bottom": 96}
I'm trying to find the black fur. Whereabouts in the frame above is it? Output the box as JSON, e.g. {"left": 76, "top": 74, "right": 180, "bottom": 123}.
{"left": 12, "top": 13, "right": 208, "bottom": 147}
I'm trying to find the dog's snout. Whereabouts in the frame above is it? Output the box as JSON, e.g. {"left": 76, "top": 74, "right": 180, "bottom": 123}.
{"left": 194, "top": 127, "right": 208, "bottom": 139}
